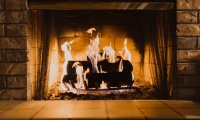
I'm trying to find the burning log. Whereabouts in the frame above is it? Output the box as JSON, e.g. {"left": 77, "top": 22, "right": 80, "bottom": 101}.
{"left": 63, "top": 60, "right": 133, "bottom": 89}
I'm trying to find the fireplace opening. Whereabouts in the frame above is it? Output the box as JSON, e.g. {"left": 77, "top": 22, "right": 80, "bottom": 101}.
{"left": 29, "top": 9, "right": 176, "bottom": 100}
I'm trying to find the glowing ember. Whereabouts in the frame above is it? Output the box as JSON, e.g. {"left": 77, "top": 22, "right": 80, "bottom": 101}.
{"left": 100, "top": 80, "right": 108, "bottom": 89}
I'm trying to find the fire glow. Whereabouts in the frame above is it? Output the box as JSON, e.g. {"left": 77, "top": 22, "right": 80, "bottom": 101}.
{"left": 61, "top": 28, "right": 134, "bottom": 93}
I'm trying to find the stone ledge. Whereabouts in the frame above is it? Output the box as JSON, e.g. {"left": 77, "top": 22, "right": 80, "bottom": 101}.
{"left": 177, "top": 24, "right": 200, "bottom": 36}
{"left": 0, "top": 63, "right": 27, "bottom": 75}
{"left": 0, "top": 37, "right": 27, "bottom": 49}
{"left": 177, "top": 11, "right": 197, "bottom": 23}
{"left": 177, "top": 37, "right": 197, "bottom": 49}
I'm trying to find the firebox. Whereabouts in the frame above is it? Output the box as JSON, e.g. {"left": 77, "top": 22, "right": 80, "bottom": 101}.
{"left": 28, "top": 1, "right": 176, "bottom": 100}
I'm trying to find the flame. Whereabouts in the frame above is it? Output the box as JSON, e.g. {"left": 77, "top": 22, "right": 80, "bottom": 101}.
{"left": 87, "top": 34, "right": 100, "bottom": 73}
{"left": 60, "top": 28, "right": 134, "bottom": 92}
{"left": 102, "top": 42, "right": 115, "bottom": 63}
{"left": 119, "top": 38, "right": 132, "bottom": 62}
{"left": 86, "top": 27, "right": 96, "bottom": 36}
{"left": 72, "top": 62, "right": 85, "bottom": 89}
{"left": 100, "top": 80, "right": 108, "bottom": 89}
{"left": 61, "top": 41, "right": 72, "bottom": 90}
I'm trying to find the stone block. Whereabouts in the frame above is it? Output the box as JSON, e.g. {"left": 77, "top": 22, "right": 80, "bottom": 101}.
{"left": 0, "top": 37, "right": 27, "bottom": 49}
{"left": 0, "top": 11, "right": 6, "bottom": 23}
{"left": 0, "top": 63, "right": 27, "bottom": 75}
{"left": 6, "top": 24, "right": 28, "bottom": 37}
{"left": 177, "top": 50, "right": 200, "bottom": 62}
{"left": 0, "top": 50, "right": 5, "bottom": 62}
{"left": 177, "top": 24, "right": 200, "bottom": 36}
{"left": 0, "top": 89, "right": 27, "bottom": 100}
{"left": 177, "top": 11, "right": 197, "bottom": 23}
{"left": 177, "top": 76, "right": 200, "bottom": 87}
{"left": 7, "top": 76, "right": 27, "bottom": 88}
{"left": 0, "top": 0, "right": 4, "bottom": 10}
{"left": 177, "top": 88, "right": 196, "bottom": 99}
{"left": 0, "top": 76, "right": 6, "bottom": 88}
{"left": 177, "top": 63, "right": 197, "bottom": 74}
{"left": 0, "top": 24, "right": 4, "bottom": 36}
{"left": 177, "top": 37, "right": 197, "bottom": 49}
{"left": 177, "top": 0, "right": 200, "bottom": 9}
{"left": 6, "top": 50, "right": 27, "bottom": 62}
{"left": 6, "top": 11, "right": 28, "bottom": 23}
{"left": 198, "top": 37, "right": 200, "bottom": 48}
{"left": 5, "top": 0, "right": 28, "bottom": 10}
{"left": 102, "top": 25, "right": 128, "bottom": 38}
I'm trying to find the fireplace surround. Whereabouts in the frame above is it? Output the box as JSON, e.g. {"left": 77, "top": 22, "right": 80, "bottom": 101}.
{"left": 0, "top": 0, "right": 200, "bottom": 100}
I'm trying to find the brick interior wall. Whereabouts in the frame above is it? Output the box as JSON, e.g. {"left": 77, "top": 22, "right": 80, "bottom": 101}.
{"left": 176, "top": 0, "right": 200, "bottom": 100}
{"left": 0, "top": 0, "right": 29, "bottom": 100}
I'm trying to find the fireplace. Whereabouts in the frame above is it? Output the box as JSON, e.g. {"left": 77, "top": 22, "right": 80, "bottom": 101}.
{"left": 28, "top": 1, "right": 176, "bottom": 100}
{"left": 7, "top": 0, "right": 200, "bottom": 100}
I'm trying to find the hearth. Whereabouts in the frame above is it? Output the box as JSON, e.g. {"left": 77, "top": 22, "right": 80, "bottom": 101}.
{"left": 28, "top": 1, "right": 175, "bottom": 100}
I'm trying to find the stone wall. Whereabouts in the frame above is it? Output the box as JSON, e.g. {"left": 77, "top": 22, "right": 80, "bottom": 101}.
{"left": 0, "top": 0, "right": 29, "bottom": 100}
{"left": 176, "top": 0, "right": 200, "bottom": 100}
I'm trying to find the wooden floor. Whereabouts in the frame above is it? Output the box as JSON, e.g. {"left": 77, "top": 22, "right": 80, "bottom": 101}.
{"left": 0, "top": 100, "right": 200, "bottom": 120}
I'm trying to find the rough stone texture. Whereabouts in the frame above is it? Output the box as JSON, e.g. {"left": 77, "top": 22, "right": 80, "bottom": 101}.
{"left": 198, "top": 37, "right": 200, "bottom": 48}
{"left": 5, "top": 0, "right": 28, "bottom": 10}
{"left": 0, "top": 89, "right": 27, "bottom": 100}
{"left": 0, "top": 63, "right": 27, "bottom": 75}
{"left": 0, "top": 37, "right": 27, "bottom": 49}
{"left": 177, "top": 63, "right": 197, "bottom": 74}
{"left": 7, "top": 76, "right": 27, "bottom": 88}
{"left": 0, "top": 25, "right": 4, "bottom": 36}
{"left": 177, "top": 11, "right": 197, "bottom": 23}
{"left": 0, "top": 0, "right": 4, "bottom": 10}
{"left": 0, "top": 76, "right": 6, "bottom": 88}
{"left": 177, "top": 37, "right": 197, "bottom": 49}
{"left": 6, "top": 50, "right": 27, "bottom": 62}
{"left": 6, "top": 24, "right": 27, "bottom": 37}
{"left": 0, "top": 12, "right": 6, "bottom": 23}
{"left": 177, "top": 50, "right": 200, "bottom": 62}
{"left": 0, "top": 50, "right": 5, "bottom": 62}
{"left": 177, "top": 0, "right": 200, "bottom": 9}
{"left": 6, "top": 11, "right": 28, "bottom": 23}
{"left": 177, "top": 88, "right": 196, "bottom": 99}
{"left": 177, "top": 24, "right": 200, "bottom": 36}
{"left": 177, "top": 76, "right": 200, "bottom": 87}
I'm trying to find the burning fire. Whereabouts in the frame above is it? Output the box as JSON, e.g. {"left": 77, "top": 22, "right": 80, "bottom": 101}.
{"left": 61, "top": 28, "right": 133, "bottom": 92}
{"left": 100, "top": 80, "right": 108, "bottom": 89}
